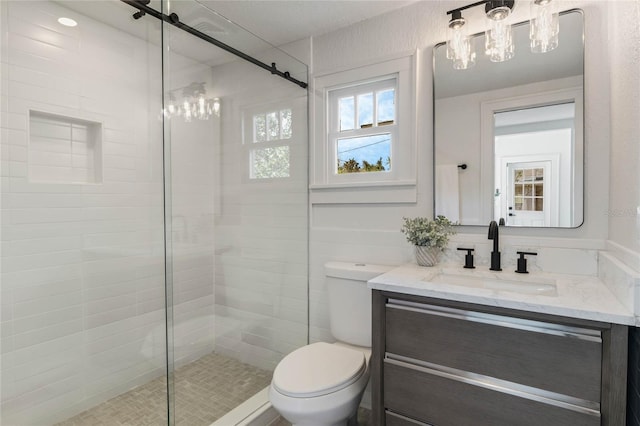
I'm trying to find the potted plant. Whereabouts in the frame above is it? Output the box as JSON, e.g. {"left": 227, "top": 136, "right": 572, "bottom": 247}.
{"left": 401, "top": 215, "right": 456, "bottom": 267}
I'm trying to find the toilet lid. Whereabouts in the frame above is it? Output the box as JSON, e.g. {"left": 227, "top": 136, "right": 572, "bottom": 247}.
{"left": 272, "top": 342, "right": 366, "bottom": 398}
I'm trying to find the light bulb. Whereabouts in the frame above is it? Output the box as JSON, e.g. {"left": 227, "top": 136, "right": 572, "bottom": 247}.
{"left": 486, "top": 5, "right": 510, "bottom": 20}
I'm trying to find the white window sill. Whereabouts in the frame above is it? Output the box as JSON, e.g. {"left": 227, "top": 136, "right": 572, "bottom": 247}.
{"left": 310, "top": 180, "right": 416, "bottom": 204}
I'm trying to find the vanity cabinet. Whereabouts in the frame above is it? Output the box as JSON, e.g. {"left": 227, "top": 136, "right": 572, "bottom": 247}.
{"left": 371, "top": 290, "right": 628, "bottom": 426}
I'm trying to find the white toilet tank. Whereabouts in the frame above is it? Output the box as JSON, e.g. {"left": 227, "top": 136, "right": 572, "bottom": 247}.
{"left": 324, "top": 262, "right": 392, "bottom": 348}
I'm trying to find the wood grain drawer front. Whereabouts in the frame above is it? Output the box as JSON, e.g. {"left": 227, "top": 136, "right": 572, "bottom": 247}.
{"left": 385, "top": 300, "right": 602, "bottom": 403}
{"left": 384, "top": 361, "right": 601, "bottom": 426}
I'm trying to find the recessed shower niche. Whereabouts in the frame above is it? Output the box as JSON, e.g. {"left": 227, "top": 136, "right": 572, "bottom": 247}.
{"left": 28, "top": 110, "right": 103, "bottom": 184}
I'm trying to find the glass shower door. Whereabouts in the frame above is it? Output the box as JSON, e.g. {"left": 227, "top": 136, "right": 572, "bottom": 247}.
{"left": 0, "top": 0, "right": 308, "bottom": 424}
{"left": 0, "top": 1, "right": 169, "bottom": 424}
{"left": 162, "top": 1, "right": 308, "bottom": 424}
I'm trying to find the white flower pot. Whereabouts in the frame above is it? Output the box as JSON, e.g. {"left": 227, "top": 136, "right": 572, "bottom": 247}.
{"left": 415, "top": 246, "right": 441, "bottom": 267}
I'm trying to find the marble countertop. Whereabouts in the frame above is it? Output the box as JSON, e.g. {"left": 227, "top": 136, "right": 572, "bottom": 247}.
{"left": 368, "top": 263, "right": 635, "bottom": 325}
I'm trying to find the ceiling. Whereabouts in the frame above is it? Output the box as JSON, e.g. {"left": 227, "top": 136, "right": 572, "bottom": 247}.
{"left": 57, "top": 0, "right": 416, "bottom": 66}
{"left": 55, "top": 0, "right": 582, "bottom": 94}
{"left": 199, "top": 0, "right": 416, "bottom": 48}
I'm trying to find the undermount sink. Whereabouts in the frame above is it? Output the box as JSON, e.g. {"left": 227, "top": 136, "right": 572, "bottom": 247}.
{"left": 428, "top": 271, "right": 558, "bottom": 296}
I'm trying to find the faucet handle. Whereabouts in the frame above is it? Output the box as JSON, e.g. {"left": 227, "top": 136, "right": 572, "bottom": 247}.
{"left": 457, "top": 248, "right": 475, "bottom": 269}
{"left": 515, "top": 251, "right": 537, "bottom": 274}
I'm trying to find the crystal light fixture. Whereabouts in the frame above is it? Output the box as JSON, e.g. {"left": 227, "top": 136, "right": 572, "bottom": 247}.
{"left": 530, "top": 0, "right": 559, "bottom": 53}
{"left": 484, "top": 0, "right": 515, "bottom": 62}
{"left": 446, "top": 10, "right": 476, "bottom": 70}
{"left": 163, "top": 83, "right": 219, "bottom": 122}
{"left": 444, "top": 0, "right": 565, "bottom": 69}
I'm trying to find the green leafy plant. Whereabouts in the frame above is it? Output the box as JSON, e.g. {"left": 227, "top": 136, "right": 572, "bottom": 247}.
{"left": 337, "top": 157, "right": 387, "bottom": 174}
{"left": 401, "top": 216, "right": 456, "bottom": 249}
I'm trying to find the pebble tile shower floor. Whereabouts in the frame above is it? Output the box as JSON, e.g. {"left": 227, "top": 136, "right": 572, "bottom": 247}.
{"left": 56, "top": 353, "right": 272, "bottom": 426}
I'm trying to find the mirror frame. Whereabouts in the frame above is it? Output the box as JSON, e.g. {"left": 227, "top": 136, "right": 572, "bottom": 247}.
{"left": 432, "top": 9, "right": 585, "bottom": 228}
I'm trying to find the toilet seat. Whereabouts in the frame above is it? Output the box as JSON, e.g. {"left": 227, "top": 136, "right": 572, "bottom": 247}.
{"left": 272, "top": 342, "right": 366, "bottom": 398}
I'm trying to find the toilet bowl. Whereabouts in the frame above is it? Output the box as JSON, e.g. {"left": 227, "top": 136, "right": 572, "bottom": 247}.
{"left": 269, "top": 342, "right": 371, "bottom": 426}
{"left": 269, "top": 262, "right": 390, "bottom": 426}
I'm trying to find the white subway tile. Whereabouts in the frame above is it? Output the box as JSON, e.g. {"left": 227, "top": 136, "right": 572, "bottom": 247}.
{"left": 13, "top": 318, "right": 83, "bottom": 350}
{"left": 10, "top": 80, "right": 80, "bottom": 110}
{"left": 13, "top": 290, "right": 82, "bottom": 319}
{"left": 86, "top": 293, "right": 137, "bottom": 317}
{"left": 2, "top": 235, "right": 81, "bottom": 256}
{"left": 12, "top": 306, "right": 82, "bottom": 335}
{"left": 2, "top": 250, "right": 81, "bottom": 273}
{"left": 8, "top": 64, "right": 78, "bottom": 95}
{"left": 85, "top": 305, "right": 137, "bottom": 330}
{"left": 12, "top": 278, "right": 82, "bottom": 303}
{"left": 7, "top": 177, "right": 84, "bottom": 194}
{"left": 1, "top": 264, "right": 81, "bottom": 289}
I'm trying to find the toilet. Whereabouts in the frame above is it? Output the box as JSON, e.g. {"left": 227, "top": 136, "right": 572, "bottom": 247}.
{"left": 269, "top": 262, "right": 391, "bottom": 426}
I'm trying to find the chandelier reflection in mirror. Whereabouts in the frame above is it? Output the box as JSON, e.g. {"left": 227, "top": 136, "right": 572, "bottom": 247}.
{"left": 445, "top": 0, "right": 559, "bottom": 70}
{"left": 163, "top": 82, "right": 220, "bottom": 122}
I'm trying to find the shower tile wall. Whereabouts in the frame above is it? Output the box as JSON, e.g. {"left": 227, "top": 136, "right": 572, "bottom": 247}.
{"left": 166, "top": 94, "right": 217, "bottom": 367}
{"left": 0, "top": 2, "right": 215, "bottom": 424}
{"left": 210, "top": 58, "right": 308, "bottom": 372}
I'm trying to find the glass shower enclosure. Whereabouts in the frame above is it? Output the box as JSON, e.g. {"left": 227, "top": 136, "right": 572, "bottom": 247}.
{"left": 0, "top": 1, "right": 308, "bottom": 424}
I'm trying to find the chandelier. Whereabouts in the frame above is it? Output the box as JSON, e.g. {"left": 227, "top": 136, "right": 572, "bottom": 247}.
{"left": 163, "top": 82, "right": 220, "bottom": 121}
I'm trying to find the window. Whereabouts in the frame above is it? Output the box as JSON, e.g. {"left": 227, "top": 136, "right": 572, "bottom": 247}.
{"left": 329, "top": 78, "right": 396, "bottom": 175}
{"left": 246, "top": 107, "right": 292, "bottom": 179}
{"left": 513, "top": 167, "right": 545, "bottom": 211}
{"left": 310, "top": 54, "right": 417, "bottom": 203}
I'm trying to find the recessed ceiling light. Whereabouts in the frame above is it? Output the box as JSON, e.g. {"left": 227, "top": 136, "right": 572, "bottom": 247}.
{"left": 58, "top": 17, "right": 77, "bottom": 27}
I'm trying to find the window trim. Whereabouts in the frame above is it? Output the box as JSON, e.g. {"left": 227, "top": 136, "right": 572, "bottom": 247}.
{"left": 310, "top": 52, "right": 417, "bottom": 203}
{"left": 328, "top": 76, "right": 397, "bottom": 182}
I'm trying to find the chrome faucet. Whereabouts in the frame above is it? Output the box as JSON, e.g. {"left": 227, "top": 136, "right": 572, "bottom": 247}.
{"left": 488, "top": 220, "right": 501, "bottom": 271}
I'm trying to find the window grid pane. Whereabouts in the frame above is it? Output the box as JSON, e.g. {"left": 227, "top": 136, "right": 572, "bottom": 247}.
{"left": 357, "top": 93, "right": 374, "bottom": 129}
{"left": 281, "top": 109, "right": 292, "bottom": 139}
{"left": 253, "top": 114, "right": 266, "bottom": 142}
{"left": 339, "top": 97, "right": 355, "bottom": 131}
{"left": 253, "top": 109, "right": 293, "bottom": 143}
{"left": 336, "top": 133, "right": 391, "bottom": 174}
{"left": 266, "top": 112, "right": 279, "bottom": 141}
{"left": 334, "top": 82, "right": 396, "bottom": 134}
{"left": 376, "top": 88, "right": 395, "bottom": 125}
{"left": 513, "top": 167, "right": 544, "bottom": 211}
{"left": 251, "top": 146, "right": 290, "bottom": 179}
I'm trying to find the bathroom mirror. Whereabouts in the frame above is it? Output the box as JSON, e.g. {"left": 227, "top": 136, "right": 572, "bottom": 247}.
{"left": 434, "top": 9, "right": 584, "bottom": 227}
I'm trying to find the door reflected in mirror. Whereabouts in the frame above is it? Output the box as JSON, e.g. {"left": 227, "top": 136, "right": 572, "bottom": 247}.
{"left": 494, "top": 102, "right": 577, "bottom": 227}
{"left": 434, "top": 9, "right": 584, "bottom": 228}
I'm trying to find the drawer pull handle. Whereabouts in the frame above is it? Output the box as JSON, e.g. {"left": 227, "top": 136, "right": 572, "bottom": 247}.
{"left": 386, "top": 410, "right": 433, "bottom": 425}
{"left": 385, "top": 354, "right": 601, "bottom": 417}
{"left": 387, "top": 299, "right": 602, "bottom": 343}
